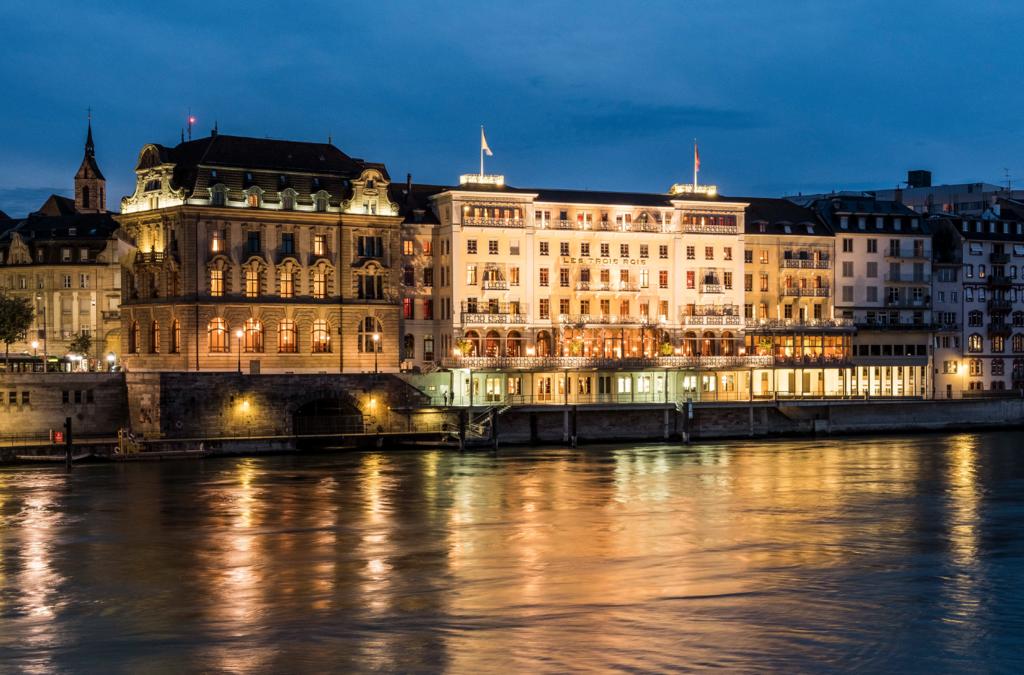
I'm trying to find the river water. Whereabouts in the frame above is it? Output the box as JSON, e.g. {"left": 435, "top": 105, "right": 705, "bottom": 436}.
{"left": 1, "top": 433, "right": 1023, "bottom": 673}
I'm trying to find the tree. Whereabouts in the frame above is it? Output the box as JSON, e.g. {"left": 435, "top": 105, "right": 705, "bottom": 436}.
{"left": 0, "top": 293, "right": 34, "bottom": 366}
{"left": 69, "top": 332, "right": 93, "bottom": 359}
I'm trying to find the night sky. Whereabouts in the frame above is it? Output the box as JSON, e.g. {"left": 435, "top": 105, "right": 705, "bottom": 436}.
{"left": 2, "top": 1, "right": 1022, "bottom": 216}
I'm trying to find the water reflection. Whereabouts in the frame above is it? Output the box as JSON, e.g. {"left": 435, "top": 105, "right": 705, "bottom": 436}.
{"left": 0, "top": 433, "right": 1022, "bottom": 672}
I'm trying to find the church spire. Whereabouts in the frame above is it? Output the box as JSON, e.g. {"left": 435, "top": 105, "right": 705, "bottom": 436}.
{"left": 85, "top": 107, "right": 95, "bottom": 158}
{"left": 75, "top": 110, "right": 106, "bottom": 212}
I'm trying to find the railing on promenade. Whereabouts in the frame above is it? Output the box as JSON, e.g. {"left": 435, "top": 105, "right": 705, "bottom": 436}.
{"left": 441, "top": 355, "right": 775, "bottom": 370}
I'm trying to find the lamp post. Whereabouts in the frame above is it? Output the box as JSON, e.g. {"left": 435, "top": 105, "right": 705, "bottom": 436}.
{"left": 372, "top": 332, "right": 380, "bottom": 375}
{"left": 35, "top": 294, "right": 47, "bottom": 371}
{"left": 106, "top": 352, "right": 116, "bottom": 372}
{"left": 236, "top": 329, "right": 244, "bottom": 374}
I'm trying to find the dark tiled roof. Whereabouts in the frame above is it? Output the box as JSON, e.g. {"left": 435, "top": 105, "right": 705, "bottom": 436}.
{"left": 809, "top": 196, "right": 930, "bottom": 234}
{"left": 148, "top": 134, "right": 375, "bottom": 205}
{"left": 932, "top": 215, "right": 1024, "bottom": 242}
{"left": 740, "top": 197, "right": 831, "bottom": 236}
{"left": 0, "top": 209, "right": 10, "bottom": 221}
{"left": 0, "top": 212, "right": 122, "bottom": 264}
{"left": 35, "top": 194, "right": 77, "bottom": 217}
{"left": 391, "top": 182, "right": 443, "bottom": 225}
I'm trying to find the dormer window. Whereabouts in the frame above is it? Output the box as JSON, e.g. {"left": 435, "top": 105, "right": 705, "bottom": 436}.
{"left": 366, "top": 179, "right": 375, "bottom": 189}
{"left": 211, "top": 169, "right": 218, "bottom": 178}
{"left": 246, "top": 188, "right": 262, "bottom": 208}
{"left": 68, "top": 227, "right": 77, "bottom": 236}
{"left": 281, "top": 189, "right": 296, "bottom": 210}
{"left": 144, "top": 179, "right": 161, "bottom": 192}
{"left": 245, "top": 172, "right": 254, "bottom": 183}
{"left": 314, "top": 192, "right": 329, "bottom": 212}
{"left": 210, "top": 184, "right": 227, "bottom": 207}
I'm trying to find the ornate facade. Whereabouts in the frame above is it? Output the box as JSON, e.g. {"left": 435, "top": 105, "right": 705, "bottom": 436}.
{"left": 117, "top": 133, "right": 401, "bottom": 373}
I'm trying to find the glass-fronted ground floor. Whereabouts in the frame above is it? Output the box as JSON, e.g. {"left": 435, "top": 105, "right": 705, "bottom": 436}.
{"left": 411, "top": 359, "right": 931, "bottom": 406}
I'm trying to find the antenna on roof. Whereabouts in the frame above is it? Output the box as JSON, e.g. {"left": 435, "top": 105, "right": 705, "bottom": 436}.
{"left": 328, "top": 132, "right": 333, "bottom": 145}
{"left": 180, "top": 128, "right": 185, "bottom": 144}
{"left": 212, "top": 120, "right": 218, "bottom": 137}
{"left": 1005, "top": 168, "right": 1013, "bottom": 192}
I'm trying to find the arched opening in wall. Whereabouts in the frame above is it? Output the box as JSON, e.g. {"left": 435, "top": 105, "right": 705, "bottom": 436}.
{"left": 702, "top": 331, "right": 717, "bottom": 356}
{"left": 293, "top": 397, "right": 364, "bottom": 436}
{"left": 684, "top": 331, "right": 698, "bottom": 357}
{"left": 535, "top": 331, "right": 552, "bottom": 356}
{"left": 463, "top": 330, "right": 481, "bottom": 356}
{"left": 721, "top": 331, "right": 735, "bottom": 356}
{"left": 506, "top": 330, "right": 523, "bottom": 357}
{"left": 484, "top": 330, "right": 501, "bottom": 357}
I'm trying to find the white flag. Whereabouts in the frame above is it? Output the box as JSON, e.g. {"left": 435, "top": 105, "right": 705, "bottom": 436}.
{"left": 481, "top": 127, "right": 493, "bottom": 157}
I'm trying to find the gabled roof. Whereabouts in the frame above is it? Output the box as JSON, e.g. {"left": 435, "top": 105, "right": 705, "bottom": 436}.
{"left": 0, "top": 211, "right": 123, "bottom": 264}
{"left": 35, "top": 194, "right": 77, "bottom": 217}
{"left": 741, "top": 197, "right": 831, "bottom": 236}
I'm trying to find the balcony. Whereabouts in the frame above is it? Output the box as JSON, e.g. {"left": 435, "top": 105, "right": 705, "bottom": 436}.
{"left": 885, "top": 249, "right": 931, "bottom": 260}
{"left": 442, "top": 354, "right": 774, "bottom": 371}
{"left": 463, "top": 217, "right": 524, "bottom": 228}
{"left": 780, "top": 258, "right": 831, "bottom": 269}
{"left": 481, "top": 279, "right": 509, "bottom": 291}
{"left": 857, "top": 320, "right": 935, "bottom": 331}
{"left": 461, "top": 312, "right": 527, "bottom": 324}
{"left": 681, "top": 305, "right": 742, "bottom": 326}
{"left": 682, "top": 223, "right": 738, "bottom": 235}
{"left": 772, "top": 354, "right": 853, "bottom": 367}
{"left": 884, "top": 272, "right": 931, "bottom": 283}
{"left": 883, "top": 296, "right": 930, "bottom": 308}
{"left": 558, "top": 314, "right": 658, "bottom": 326}
{"left": 988, "top": 322, "right": 1012, "bottom": 338}
{"left": 991, "top": 252, "right": 1011, "bottom": 264}
{"left": 987, "top": 274, "right": 1012, "bottom": 287}
{"left": 988, "top": 298, "right": 1012, "bottom": 313}
{"left": 781, "top": 286, "right": 831, "bottom": 297}
{"left": 700, "top": 283, "right": 724, "bottom": 294}
{"left": 575, "top": 281, "right": 639, "bottom": 292}
{"left": 135, "top": 251, "right": 165, "bottom": 265}
{"left": 744, "top": 318, "right": 856, "bottom": 332}
{"left": 100, "top": 310, "right": 121, "bottom": 321}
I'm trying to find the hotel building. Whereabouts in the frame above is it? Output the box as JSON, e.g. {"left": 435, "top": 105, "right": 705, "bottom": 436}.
{"left": 117, "top": 132, "right": 402, "bottom": 373}
{"left": 399, "top": 171, "right": 775, "bottom": 404}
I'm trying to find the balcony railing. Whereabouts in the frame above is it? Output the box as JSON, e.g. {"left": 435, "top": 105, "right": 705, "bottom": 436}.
{"left": 988, "top": 323, "right": 1012, "bottom": 338}
{"left": 745, "top": 318, "right": 855, "bottom": 331}
{"left": 884, "top": 273, "right": 931, "bottom": 283}
{"left": 135, "top": 251, "right": 165, "bottom": 264}
{"left": 781, "top": 287, "right": 831, "bottom": 297}
{"left": 780, "top": 258, "right": 831, "bottom": 269}
{"left": 557, "top": 314, "right": 658, "bottom": 326}
{"left": 682, "top": 223, "right": 738, "bottom": 234}
{"left": 885, "top": 249, "right": 931, "bottom": 260}
{"left": 463, "top": 217, "right": 525, "bottom": 228}
{"left": 857, "top": 320, "right": 936, "bottom": 330}
{"left": 481, "top": 279, "right": 509, "bottom": 290}
{"left": 442, "top": 355, "right": 775, "bottom": 370}
{"left": 883, "top": 296, "right": 930, "bottom": 308}
{"left": 460, "top": 312, "right": 528, "bottom": 324}
{"left": 679, "top": 314, "right": 742, "bottom": 326}
{"left": 988, "top": 298, "right": 1012, "bottom": 313}
{"left": 700, "top": 283, "right": 724, "bottom": 294}
{"left": 991, "top": 252, "right": 1011, "bottom": 264}
{"left": 987, "top": 274, "right": 1012, "bottom": 286}
{"left": 100, "top": 310, "right": 121, "bottom": 321}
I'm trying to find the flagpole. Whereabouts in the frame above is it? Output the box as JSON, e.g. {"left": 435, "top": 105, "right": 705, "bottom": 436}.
{"left": 693, "top": 138, "right": 697, "bottom": 190}
{"left": 480, "top": 126, "right": 485, "bottom": 177}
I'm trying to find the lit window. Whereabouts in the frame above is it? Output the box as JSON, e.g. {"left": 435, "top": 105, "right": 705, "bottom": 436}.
{"left": 149, "top": 321, "right": 160, "bottom": 354}
{"left": 243, "top": 318, "right": 263, "bottom": 353}
{"left": 279, "top": 269, "right": 294, "bottom": 298}
{"left": 244, "top": 269, "right": 260, "bottom": 298}
{"left": 279, "top": 319, "right": 297, "bottom": 353}
{"left": 211, "top": 231, "right": 223, "bottom": 253}
{"left": 312, "top": 319, "right": 331, "bottom": 353}
{"left": 358, "top": 316, "right": 383, "bottom": 353}
{"left": 210, "top": 269, "right": 224, "bottom": 297}
{"left": 313, "top": 234, "right": 327, "bottom": 257}
{"left": 311, "top": 271, "right": 326, "bottom": 299}
{"left": 170, "top": 319, "right": 181, "bottom": 354}
{"left": 208, "top": 318, "right": 228, "bottom": 353}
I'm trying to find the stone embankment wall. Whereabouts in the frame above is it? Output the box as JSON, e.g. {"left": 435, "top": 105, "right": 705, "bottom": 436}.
{"left": 125, "top": 372, "right": 430, "bottom": 439}
{"left": 0, "top": 373, "right": 127, "bottom": 439}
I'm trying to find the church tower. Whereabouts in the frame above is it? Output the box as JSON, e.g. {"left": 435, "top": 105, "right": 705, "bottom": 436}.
{"left": 75, "top": 116, "right": 106, "bottom": 212}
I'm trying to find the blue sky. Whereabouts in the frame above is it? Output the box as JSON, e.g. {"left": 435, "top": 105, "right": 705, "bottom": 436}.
{"left": 1, "top": 0, "right": 1023, "bottom": 216}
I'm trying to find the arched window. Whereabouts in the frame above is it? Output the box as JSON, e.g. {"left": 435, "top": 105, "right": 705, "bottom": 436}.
{"left": 993, "top": 358, "right": 1005, "bottom": 376}
{"left": 314, "top": 192, "right": 329, "bottom": 212}
{"left": 279, "top": 319, "right": 297, "bottom": 353}
{"left": 246, "top": 188, "right": 262, "bottom": 208}
{"left": 243, "top": 318, "right": 263, "bottom": 353}
{"left": 82, "top": 185, "right": 91, "bottom": 209}
{"left": 358, "top": 317, "right": 383, "bottom": 353}
{"left": 281, "top": 189, "right": 295, "bottom": 210}
{"left": 463, "top": 330, "right": 481, "bottom": 356}
{"left": 208, "top": 318, "right": 228, "bottom": 353}
{"left": 149, "top": 320, "right": 160, "bottom": 354}
{"left": 1013, "top": 334, "right": 1024, "bottom": 353}
{"left": 506, "top": 330, "right": 523, "bottom": 357}
{"left": 210, "top": 184, "right": 227, "bottom": 207}
{"left": 171, "top": 319, "right": 181, "bottom": 354}
{"left": 969, "top": 358, "right": 983, "bottom": 376}
{"left": 967, "top": 333, "right": 983, "bottom": 353}
{"left": 1014, "top": 311, "right": 1024, "bottom": 327}
{"left": 403, "top": 334, "right": 415, "bottom": 360}
{"left": 485, "top": 330, "right": 501, "bottom": 356}
{"left": 312, "top": 319, "right": 331, "bottom": 353}
{"left": 129, "top": 320, "right": 140, "bottom": 353}
{"left": 993, "top": 335, "right": 1006, "bottom": 353}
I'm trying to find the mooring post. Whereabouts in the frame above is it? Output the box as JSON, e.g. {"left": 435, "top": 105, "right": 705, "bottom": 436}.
{"left": 64, "top": 416, "right": 73, "bottom": 472}
{"left": 570, "top": 405, "right": 578, "bottom": 448}
{"left": 458, "top": 409, "right": 467, "bottom": 451}
{"left": 491, "top": 407, "right": 499, "bottom": 450}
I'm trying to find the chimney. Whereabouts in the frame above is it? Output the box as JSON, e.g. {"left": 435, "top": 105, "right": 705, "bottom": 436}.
{"left": 406, "top": 173, "right": 412, "bottom": 193}
{"left": 907, "top": 169, "right": 931, "bottom": 189}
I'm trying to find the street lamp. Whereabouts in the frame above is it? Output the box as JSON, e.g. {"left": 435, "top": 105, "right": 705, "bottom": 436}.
{"left": 235, "top": 328, "right": 244, "bottom": 374}
{"left": 372, "top": 332, "right": 380, "bottom": 375}
{"left": 106, "top": 352, "right": 116, "bottom": 372}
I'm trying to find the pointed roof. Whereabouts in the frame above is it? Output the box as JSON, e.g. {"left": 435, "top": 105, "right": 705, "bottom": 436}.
{"left": 76, "top": 119, "right": 105, "bottom": 180}
{"left": 36, "top": 194, "right": 77, "bottom": 216}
